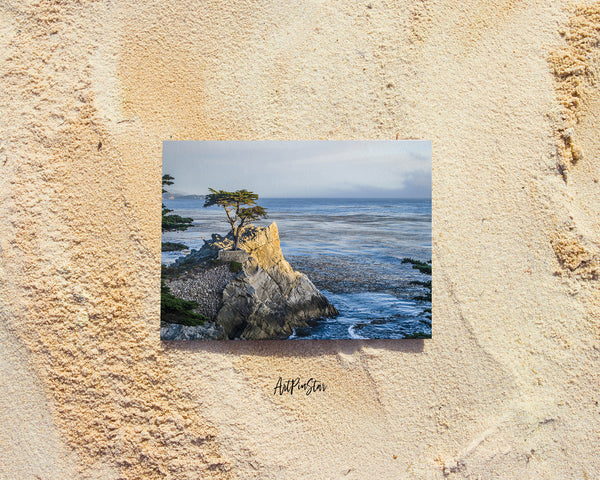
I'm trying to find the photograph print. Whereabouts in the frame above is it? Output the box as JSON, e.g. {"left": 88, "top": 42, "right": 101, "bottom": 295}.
{"left": 161, "top": 140, "right": 431, "bottom": 340}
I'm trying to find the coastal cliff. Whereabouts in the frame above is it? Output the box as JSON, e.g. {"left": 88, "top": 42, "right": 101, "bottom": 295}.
{"left": 161, "top": 223, "right": 338, "bottom": 340}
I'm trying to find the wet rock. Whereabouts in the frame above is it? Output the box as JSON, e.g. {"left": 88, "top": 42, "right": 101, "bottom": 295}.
{"left": 370, "top": 318, "right": 388, "bottom": 325}
{"left": 292, "top": 326, "right": 314, "bottom": 337}
{"left": 173, "top": 233, "right": 229, "bottom": 268}
{"left": 160, "top": 322, "right": 224, "bottom": 341}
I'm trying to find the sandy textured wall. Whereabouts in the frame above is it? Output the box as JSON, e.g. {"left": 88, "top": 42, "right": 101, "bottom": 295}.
{"left": 1, "top": 0, "right": 599, "bottom": 478}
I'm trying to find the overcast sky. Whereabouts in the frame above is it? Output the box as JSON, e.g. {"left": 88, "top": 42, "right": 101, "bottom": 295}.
{"left": 162, "top": 140, "right": 431, "bottom": 198}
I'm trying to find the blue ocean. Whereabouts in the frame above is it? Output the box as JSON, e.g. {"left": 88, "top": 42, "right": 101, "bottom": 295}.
{"left": 162, "top": 197, "right": 432, "bottom": 339}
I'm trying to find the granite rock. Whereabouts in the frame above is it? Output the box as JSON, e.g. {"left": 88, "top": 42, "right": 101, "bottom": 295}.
{"left": 215, "top": 223, "right": 338, "bottom": 339}
{"left": 168, "top": 222, "right": 338, "bottom": 340}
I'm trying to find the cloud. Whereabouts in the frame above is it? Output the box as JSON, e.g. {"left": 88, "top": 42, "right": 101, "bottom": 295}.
{"left": 163, "top": 140, "right": 431, "bottom": 198}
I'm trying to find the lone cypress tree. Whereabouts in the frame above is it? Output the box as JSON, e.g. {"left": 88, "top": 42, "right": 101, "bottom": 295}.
{"left": 203, "top": 188, "right": 267, "bottom": 250}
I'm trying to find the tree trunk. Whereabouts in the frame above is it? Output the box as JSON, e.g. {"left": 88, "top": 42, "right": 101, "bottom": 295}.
{"left": 232, "top": 227, "right": 239, "bottom": 250}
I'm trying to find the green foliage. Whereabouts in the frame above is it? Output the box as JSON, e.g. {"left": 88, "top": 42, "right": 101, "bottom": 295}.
{"left": 401, "top": 258, "right": 432, "bottom": 275}
{"left": 162, "top": 213, "right": 194, "bottom": 231}
{"left": 161, "top": 263, "right": 179, "bottom": 278}
{"left": 204, "top": 188, "right": 268, "bottom": 250}
{"left": 160, "top": 281, "right": 208, "bottom": 326}
{"left": 229, "top": 261, "right": 243, "bottom": 273}
{"left": 403, "top": 331, "right": 431, "bottom": 339}
{"left": 404, "top": 259, "right": 432, "bottom": 319}
{"left": 204, "top": 188, "right": 258, "bottom": 207}
{"left": 162, "top": 174, "right": 174, "bottom": 192}
{"left": 161, "top": 242, "right": 189, "bottom": 252}
{"left": 162, "top": 174, "right": 194, "bottom": 232}
{"left": 414, "top": 292, "right": 432, "bottom": 302}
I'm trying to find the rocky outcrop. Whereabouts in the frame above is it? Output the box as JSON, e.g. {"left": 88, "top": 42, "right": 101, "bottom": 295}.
{"left": 160, "top": 322, "right": 225, "bottom": 341}
{"left": 168, "top": 222, "right": 338, "bottom": 340}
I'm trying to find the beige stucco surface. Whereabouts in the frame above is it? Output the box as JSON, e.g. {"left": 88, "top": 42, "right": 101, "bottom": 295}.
{"left": 1, "top": 0, "right": 599, "bottom": 478}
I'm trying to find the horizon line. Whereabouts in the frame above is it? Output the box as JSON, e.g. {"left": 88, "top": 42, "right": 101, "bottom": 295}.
{"left": 164, "top": 194, "right": 432, "bottom": 200}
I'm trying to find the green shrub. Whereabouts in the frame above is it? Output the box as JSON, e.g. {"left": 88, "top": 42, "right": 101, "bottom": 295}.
{"left": 161, "top": 241, "right": 189, "bottom": 252}
{"left": 403, "top": 331, "right": 431, "bottom": 339}
{"left": 161, "top": 263, "right": 181, "bottom": 278}
{"left": 160, "top": 281, "right": 208, "bottom": 326}
{"left": 229, "top": 261, "right": 243, "bottom": 273}
{"left": 162, "top": 212, "right": 194, "bottom": 232}
{"left": 401, "top": 258, "right": 432, "bottom": 275}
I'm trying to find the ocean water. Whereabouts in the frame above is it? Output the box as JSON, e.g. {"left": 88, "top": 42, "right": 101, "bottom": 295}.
{"left": 162, "top": 197, "right": 432, "bottom": 339}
